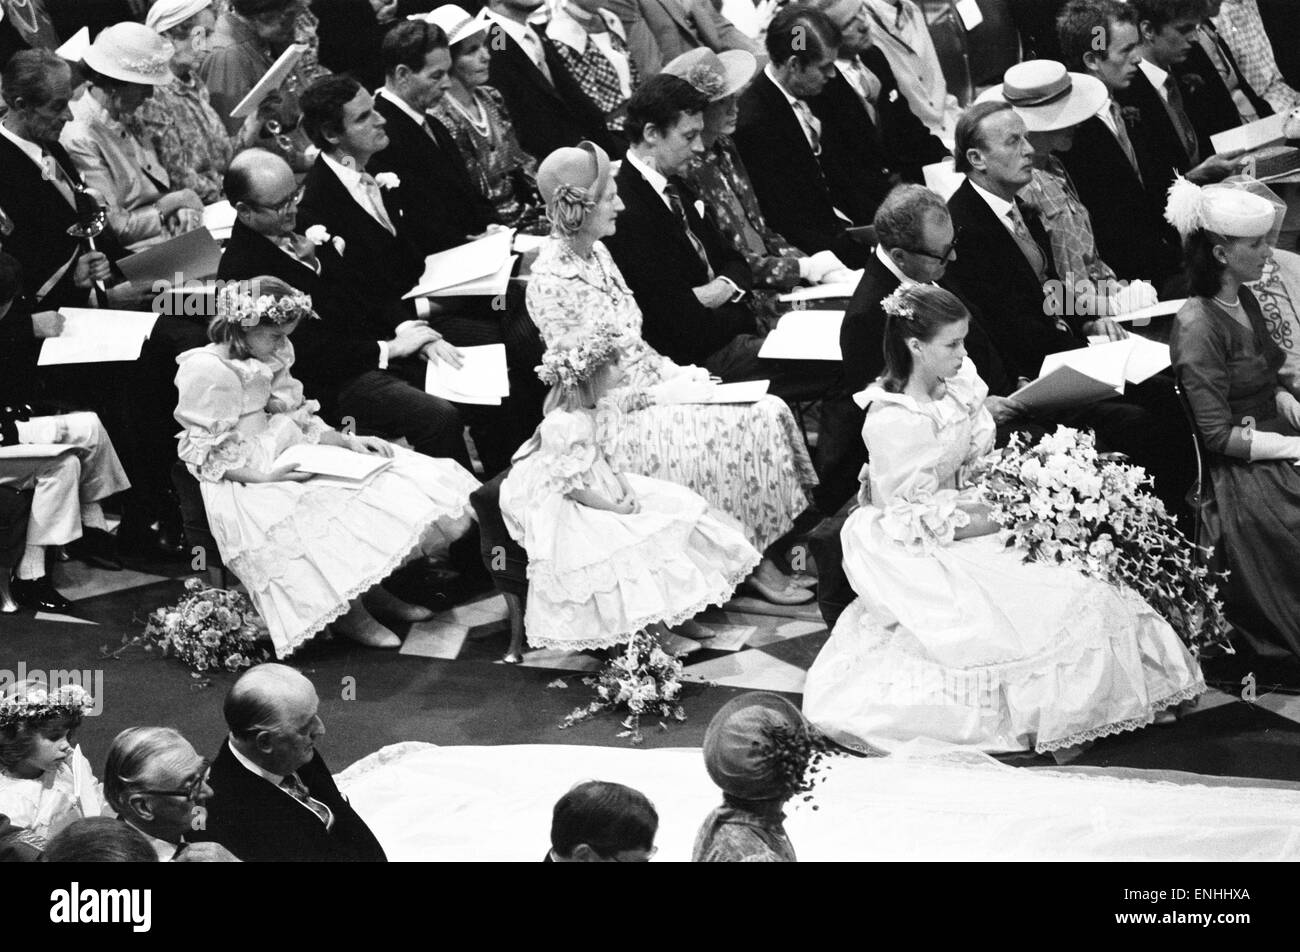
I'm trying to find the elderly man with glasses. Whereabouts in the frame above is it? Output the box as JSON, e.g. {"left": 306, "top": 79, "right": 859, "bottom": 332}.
{"left": 103, "top": 726, "right": 239, "bottom": 861}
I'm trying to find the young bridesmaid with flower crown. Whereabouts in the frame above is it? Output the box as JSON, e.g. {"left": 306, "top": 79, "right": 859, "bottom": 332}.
{"left": 174, "top": 277, "right": 480, "bottom": 657}
{"left": 499, "top": 325, "right": 761, "bottom": 661}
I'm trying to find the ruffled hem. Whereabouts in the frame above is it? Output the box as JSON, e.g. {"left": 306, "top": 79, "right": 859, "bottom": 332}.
{"left": 1034, "top": 681, "right": 1206, "bottom": 753}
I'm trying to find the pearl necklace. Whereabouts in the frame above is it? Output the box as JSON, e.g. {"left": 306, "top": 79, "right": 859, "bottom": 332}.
{"left": 447, "top": 92, "right": 490, "bottom": 138}
{"left": 1213, "top": 293, "right": 1242, "bottom": 309}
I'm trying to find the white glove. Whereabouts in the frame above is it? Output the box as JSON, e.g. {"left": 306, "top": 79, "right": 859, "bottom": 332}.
{"left": 799, "top": 250, "right": 846, "bottom": 283}
{"left": 1107, "top": 280, "right": 1159, "bottom": 316}
{"left": 1247, "top": 428, "right": 1300, "bottom": 461}
{"left": 652, "top": 376, "right": 716, "bottom": 405}
{"left": 1277, "top": 390, "right": 1300, "bottom": 431}
{"left": 671, "top": 363, "right": 712, "bottom": 383}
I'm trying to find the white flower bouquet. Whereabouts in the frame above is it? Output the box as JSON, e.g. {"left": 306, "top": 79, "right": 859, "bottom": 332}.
{"left": 981, "top": 427, "right": 1231, "bottom": 656}
{"left": 559, "top": 630, "right": 687, "bottom": 744}
{"left": 141, "top": 577, "right": 272, "bottom": 673}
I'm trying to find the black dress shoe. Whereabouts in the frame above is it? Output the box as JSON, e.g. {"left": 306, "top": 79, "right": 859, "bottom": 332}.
{"left": 10, "top": 575, "right": 74, "bottom": 612}
{"left": 66, "top": 527, "right": 123, "bottom": 571}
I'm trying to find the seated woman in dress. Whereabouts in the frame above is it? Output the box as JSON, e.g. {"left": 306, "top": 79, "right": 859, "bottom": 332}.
{"left": 174, "top": 277, "right": 480, "bottom": 656}
{"left": 528, "top": 141, "right": 821, "bottom": 605}
{"left": 1166, "top": 176, "right": 1300, "bottom": 662}
{"left": 0, "top": 682, "right": 109, "bottom": 851}
{"left": 133, "top": 0, "right": 262, "bottom": 205}
{"left": 667, "top": 48, "right": 849, "bottom": 326}
{"left": 60, "top": 23, "right": 206, "bottom": 251}
{"left": 802, "top": 283, "right": 1204, "bottom": 760}
{"left": 426, "top": 7, "right": 547, "bottom": 234}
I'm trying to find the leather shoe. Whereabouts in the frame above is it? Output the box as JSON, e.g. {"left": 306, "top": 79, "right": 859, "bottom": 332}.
{"left": 10, "top": 575, "right": 74, "bottom": 612}
{"left": 66, "top": 527, "right": 123, "bottom": 571}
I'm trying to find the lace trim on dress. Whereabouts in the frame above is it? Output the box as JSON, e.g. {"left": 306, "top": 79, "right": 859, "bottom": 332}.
{"left": 182, "top": 430, "right": 252, "bottom": 482}
{"left": 1034, "top": 682, "right": 1207, "bottom": 753}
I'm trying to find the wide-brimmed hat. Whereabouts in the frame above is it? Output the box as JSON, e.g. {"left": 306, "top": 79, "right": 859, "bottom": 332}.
{"left": 537, "top": 140, "right": 611, "bottom": 205}
{"left": 662, "top": 47, "right": 757, "bottom": 102}
{"left": 702, "top": 691, "right": 807, "bottom": 801}
{"left": 415, "top": 4, "right": 489, "bottom": 47}
{"left": 83, "top": 22, "right": 175, "bottom": 86}
{"left": 146, "top": 0, "right": 211, "bottom": 35}
{"left": 975, "top": 60, "right": 1106, "bottom": 133}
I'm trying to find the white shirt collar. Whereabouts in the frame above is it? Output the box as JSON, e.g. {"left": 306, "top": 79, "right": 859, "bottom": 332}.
{"left": 874, "top": 242, "right": 914, "bottom": 285}
{"left": 227, "top": 735, "right": 285, "bottom": 787}
{"left": 969, "top": 178, "right": 1016, "bottom": 224}
{"left": 0, "top": 121, "right": 45, "bottom": 170}
{"left": 764, "top": 63, "right": 803, "bottom": 108}
{"left": 378, "top": 86, "right": 428, "bottom": 129}
{"left": 546, "top": 6, "right": 625, "bottom": 52}
{"left": 1138, "top": 57, "right": 1171, "bottom": 98}
{"left": 626, "top": 148, "right": 670, "bottom": 204}
{"left": 321, "top": 151, "right": 364, "bottom": 190}
{"left": 124, "top": 820, "right": 181, "bottom": 861}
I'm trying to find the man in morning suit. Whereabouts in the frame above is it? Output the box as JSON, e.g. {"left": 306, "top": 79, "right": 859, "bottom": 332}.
{"left": 190, "top": 664, "right": 387, "bottom": 862}
{"left": 482, "top": 0, "right": 621, "bottom": 161}
{"left": 1055, "top": 0, "right": 1183, "bottom": 285}
{"left": 944, "top": 101, "right": 1194, "bottom": 515}
{"left": 295, "top": 75, "right": 525, "bottom": 474}
{"left": 733, "top": 5, "right": 871, "bottom": 269}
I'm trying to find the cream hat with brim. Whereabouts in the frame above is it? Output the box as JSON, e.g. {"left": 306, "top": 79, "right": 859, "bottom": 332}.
{"left": 83, "top": 22, "right": 175, "bottom": 85}
{"left": 415, "top": 4, "right": 489, "bottom": 47}
{"left": 662, "top": 47, "right": 757, "bottom": 102}
{"left": 976, "top": 60, "right": 1106, "bottom": 133}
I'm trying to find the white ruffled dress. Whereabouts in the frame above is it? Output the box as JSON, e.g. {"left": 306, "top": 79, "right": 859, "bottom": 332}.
{"left": 174, "top": 341, "right": 479, "bottom": 657}
{"left": 500, "top": 408, "right": 761, "bottom": 650}
{"left": 802, "top": 359, "right": 1205, "bottom": 755}
{"left": 0, "top": 747, "right": 109, "bottom": 848}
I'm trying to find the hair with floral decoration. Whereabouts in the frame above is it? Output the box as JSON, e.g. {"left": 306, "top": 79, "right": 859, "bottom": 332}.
{"left": 216, "top": 279, "right": 315, "bottom": 329}
{"left": 547, "top": 183, "right": 599, "bottom": 237}
{"left": 0, "top": 682, "right": 94, "bottom": 732}
{"left": 536, "top": 321, "right": 621, "bottom": 390}
{"left": 879, "top": 283, "right": 970, "bottom": 394}
{"left": 880, "top": 285, "right": 918, "bottom": 322}
{"left": 684, "top": 63, "right": 727, "bottom": 99}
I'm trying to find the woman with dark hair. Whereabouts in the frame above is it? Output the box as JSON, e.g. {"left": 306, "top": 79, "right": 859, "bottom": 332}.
{"left": 0, "top": 682, "right": 108, "bottom": 850}
{"left": 802, "top": 283, "right": 1203, "bottom": 760}
{"left": 1167, "top": 176, "right": 1300, "bottom": 661}
{"left": 425, "top": 6, "right": 547, "bottom": 233}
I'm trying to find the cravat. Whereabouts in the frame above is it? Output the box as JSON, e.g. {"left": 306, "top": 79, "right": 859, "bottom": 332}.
{"left": 280, "top": 773, "right": 335, "bottom": 829}
{"left": 1108, "top": 100, "right": 1143, "bottom": 184}
{"left": 791, "top": 98, "right": 822, "bottom": 155}
{"left": 663, "top": 182, "right": 713, "bottom": 277}
{"left": 1007, "top": 203, "right": 1047, "bottom": 284}
{"left": 1163, "top": 74, "right": 1200, "bottom": 164}
{"left": 522, "top": 28, "right": 554, "bottom": 84}
{"left": 39, "top": 151, "right": 77, "bottom": 208}
{"left": 840, "top": 59, "right": 880, "bottom": 126}
{"left": 359, "top": 172, "right": 397, "bottom": 235}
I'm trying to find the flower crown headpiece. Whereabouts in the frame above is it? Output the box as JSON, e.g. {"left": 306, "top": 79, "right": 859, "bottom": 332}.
{"left": 685, "top": 63, "right": 727, "bottom": 100}
{"left": 880, "top": 285, "right": 918, "bottom": 321}
{"left": 0, "top": 684, "right": 94, "bottom": 731}
{"left": 536, "top": 322, "right": 620, "bottom": 389}
{"left": 217, "top": 285, "right": 316, "bottom": 328}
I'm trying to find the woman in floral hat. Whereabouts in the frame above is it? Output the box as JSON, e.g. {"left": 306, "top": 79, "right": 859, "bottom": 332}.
{"left": 174, "top": 276, "right": 480, "bottom": 656}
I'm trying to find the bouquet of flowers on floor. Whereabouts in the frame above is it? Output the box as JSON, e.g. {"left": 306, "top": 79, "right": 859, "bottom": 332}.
{"left": 559, "top": 630, "right": 687, "bottom": 744}
{"left": 141, "top": 577, "right": 272, "bottom": 673}
{"left": 980, "top": 427, "right": 1231, "bottom": 655}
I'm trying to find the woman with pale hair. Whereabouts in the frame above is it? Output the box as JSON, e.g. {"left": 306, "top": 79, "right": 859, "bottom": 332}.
{"left": 1166, "top": 176, "right": 1300, "bottom": 661}
{"left": 60, "top": 22, "right": 206, "bottom": 249}
{"left": 526, "top": 140, "right": 821, "bottom": 607}
{"left": 174, "top": 276, "right": 480, "bottom": 655}
{"left": 802, "top": 282, "right": 1204, "bottom": 761}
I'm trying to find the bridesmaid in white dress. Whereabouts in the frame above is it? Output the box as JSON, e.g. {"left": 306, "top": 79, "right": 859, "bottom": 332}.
{"left": 802, "top": 284, "right": 1204, "bottom": 759}
{"left": 174, "top": 278, "right": 479, "bottom": 656}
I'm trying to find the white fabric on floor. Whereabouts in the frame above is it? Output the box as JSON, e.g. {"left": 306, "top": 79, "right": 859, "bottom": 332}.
{"left": 336, "top": 741, "right": 1300, "bottom": 861}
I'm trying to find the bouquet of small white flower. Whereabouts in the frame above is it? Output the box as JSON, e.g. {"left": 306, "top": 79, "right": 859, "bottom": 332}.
{"left": 559, "top": 630, "right": 687, "bottom": 744}
{"left": 981, "top": 427, "right": 1231, "bottom": 656}
{"left": 140, "top": 577, "right": 272, "bottom": 673}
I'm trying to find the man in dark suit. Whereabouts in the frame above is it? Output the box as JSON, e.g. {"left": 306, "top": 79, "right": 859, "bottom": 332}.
{"left": 734, "top": 5, "right": 870, "bottom": 268}
{"left": 296, "top": 75, "right": 530, "bottom": 474}
{"left": 190, "top": 664, "right": 387, "bottom": 863}
{"left": 944, "top": 101, "right": 1194, "bottom": 515}
{"left": 482, "top": 0, "right": 621, "bottom": 161}
{"left": 1056, "top": 0, "right": 1183, "bottom": 285}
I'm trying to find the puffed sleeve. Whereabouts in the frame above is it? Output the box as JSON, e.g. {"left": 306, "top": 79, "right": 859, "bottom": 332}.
{"left": 174, "top": 351, "right": 254, "bottom": 482}
{"left": 537, "top": 410, "right": 598, "bottom": 495}
{"left": 863, "top": 403, "right": 970, "bottom": 552}
{"left": 1170, "top": 304, "right": 1250, "bottom": 458}
{"left": 265, "top": 341, "right": 329, "bottom": 443}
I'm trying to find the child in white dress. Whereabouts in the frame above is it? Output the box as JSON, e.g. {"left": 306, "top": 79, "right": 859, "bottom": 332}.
{"left": 500, "top": 325, "right": 761, "bottom": 658}
{"left": 0, "top": 682, "right": 108, "bottom": 850}
{"left": 174, "top": 278, "right": 480, "bottom": 656}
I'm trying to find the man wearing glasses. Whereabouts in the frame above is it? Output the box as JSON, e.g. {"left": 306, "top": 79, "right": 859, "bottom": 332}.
{"left": 103, "top": 726, "right": 240, "bottom": 862}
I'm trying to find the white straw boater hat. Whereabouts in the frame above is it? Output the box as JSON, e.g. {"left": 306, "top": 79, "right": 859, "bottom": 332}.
{"left": 975, "top": 59, "right": 1106, "bottom": 132}
{"left": 1165, "top": 175, "right": 1285, "bottom": 242}
{"left": 413, "top": 4, "right": 489, "bottom": 46}
{"left": 662, "top": 47, "right": 757, "bottom": 102}
{"left": 83, "top": 22, "right": 175, "bottom": 85}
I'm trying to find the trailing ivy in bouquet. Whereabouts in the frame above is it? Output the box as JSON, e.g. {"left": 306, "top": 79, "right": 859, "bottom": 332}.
{"left": 141, "top": 577, "right": 273, "bottom": 673}
{"left": 559, "top": 630, "right": 687, "bottom": 745}
{"left": 980, "top": 427, "right": 1231, "bottom": 655}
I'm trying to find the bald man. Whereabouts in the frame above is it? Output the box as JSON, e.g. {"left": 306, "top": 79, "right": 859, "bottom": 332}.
{"left": 188, "top": 664, "right": 387, "bottom": 862}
